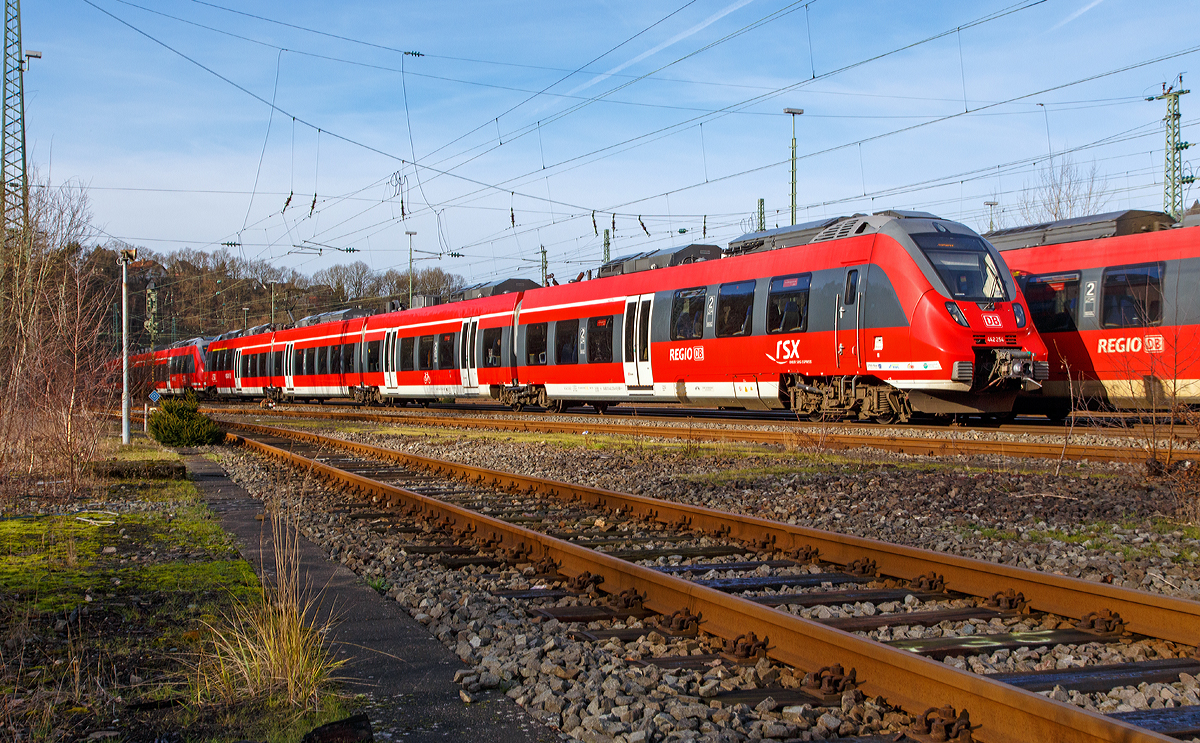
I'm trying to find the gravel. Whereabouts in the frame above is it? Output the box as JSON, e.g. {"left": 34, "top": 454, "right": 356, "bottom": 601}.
{"left": 215, "top": 420, "right": 1200, "bottom": 741}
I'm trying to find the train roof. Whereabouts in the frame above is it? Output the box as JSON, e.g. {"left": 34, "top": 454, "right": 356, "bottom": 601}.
{"left": 293, "top": 308, "right": 374, "bottom": 328}
{"left": 985, "top": 210, "right": 1176, "bottom": 251}
{"left": 448, "top": 278, "right": 541, "bottom": 302}
{"left": 727, "top": 210, "right": 943, "bottom": 256}
{"left": 597, "top": 243, "right": 720, "bottom": 278}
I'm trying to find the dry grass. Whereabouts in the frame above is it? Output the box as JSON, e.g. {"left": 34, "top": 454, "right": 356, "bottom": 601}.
{"left": 189, "top": 492, "right": 343, "bottom": 713}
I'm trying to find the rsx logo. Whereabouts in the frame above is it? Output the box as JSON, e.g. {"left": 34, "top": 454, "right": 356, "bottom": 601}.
{"left": 767, "top": 339, "right": 803, "bottom": 363}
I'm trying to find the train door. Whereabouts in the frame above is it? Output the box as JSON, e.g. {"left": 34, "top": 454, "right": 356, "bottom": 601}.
{"left": 233, "top": 349, "right": 244, "bottom": 393}
{"left": 835, "top": 267, "right": 865, "bottom": 371}
{"left": 622, "top": 294, "right": 654, "bottom": 390}
{"left": 382, "top": 330, "right": 400, "bottom": 396}
{"left": 460, "top": 318, "right": 479, "bottom": 395}
{"left": 283, "top": 343, "right": 294, "bottom": 395}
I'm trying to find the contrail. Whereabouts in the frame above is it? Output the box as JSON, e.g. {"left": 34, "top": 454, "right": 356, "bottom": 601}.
{"left": 567, "top": 0, "right": 756, "bottom": 95}
{"left": 1050, "top": 0, "right": 1104, "bottom": 31}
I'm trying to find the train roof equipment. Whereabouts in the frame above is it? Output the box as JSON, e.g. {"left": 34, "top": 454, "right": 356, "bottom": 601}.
{"left": 293, "top": 308, "right": 375, "bottom": 328}
{"left": 597, "top": 243, "right": 719, "bottom": 278}
{"left": 985, "top": 210, "right": 1176, "bottom": 252}
{"left": 448, "top": 278, "right": 542, "bottom": 303}
{"left": 727, "top": 210, "right": 944, "bottom": 256}
{"left": 726, "top": 218, "right": 844, "bottom": 256}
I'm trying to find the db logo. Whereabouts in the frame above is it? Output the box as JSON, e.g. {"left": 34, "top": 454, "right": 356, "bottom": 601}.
{"left": 982, "top": 314, "right": 1002, "bottom": 328}
{"left": 669, "top": 345, "right": 705, "bottom": 362}
{"left": 1146, "top": 335, "right": 1164, "bottom": 353}
{"left": 767, "top": 339, "right": 802, "bottom": 363}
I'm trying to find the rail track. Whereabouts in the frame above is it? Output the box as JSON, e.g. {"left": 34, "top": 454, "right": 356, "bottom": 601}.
{"left": 207, "top": 405, "right": 1200, "bottom": 465}
{"left": 222, "top": 419, "right": 1200, "bottom": 743}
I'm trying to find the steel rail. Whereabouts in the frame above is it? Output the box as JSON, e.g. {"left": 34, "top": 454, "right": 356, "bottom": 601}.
{"left": 207, "top": 406, "right": 1199, "bottom": 465}
{"left": 223, "top": 421, "right": 1200, "bottom": 645}
{"left": 226, "top": 425, "right": 1176, "bottom": 743}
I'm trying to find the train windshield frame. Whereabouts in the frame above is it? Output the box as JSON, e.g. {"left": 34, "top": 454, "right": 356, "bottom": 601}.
{"left": 911, "top": 233, "right": 1009, "bottom": 303}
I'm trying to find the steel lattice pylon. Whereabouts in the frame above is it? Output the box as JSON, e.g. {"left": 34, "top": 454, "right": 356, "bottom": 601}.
{"left": 1, "top": 0, "right": 25, "bottom": 239}
{"left": 1155, "top": 77, "right": 1191, "bottom": 222}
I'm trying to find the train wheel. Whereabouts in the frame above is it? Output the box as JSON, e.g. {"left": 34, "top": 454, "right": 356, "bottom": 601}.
{"left": 547, "top": 400, "right": 567, "bottom": 414}
{"left": 593, "top": 402, "right": 609, "bottom": 415}
{"left": 875, "top": 411, "right": 899, "bottom": 424}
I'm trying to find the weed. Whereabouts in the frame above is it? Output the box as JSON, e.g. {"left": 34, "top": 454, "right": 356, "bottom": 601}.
{"left": 365, "top": 577, "right": 390, "bottom": 595}
{"left": 189, "top": 477, "right": 343, "bottom": 715}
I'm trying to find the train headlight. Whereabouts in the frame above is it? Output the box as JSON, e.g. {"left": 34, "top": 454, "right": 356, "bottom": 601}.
{"left": 945, "top": 302, "right": 969, "bottom": 327}
{"left": 1013, "top": 303, "right": 1027, "bottom": 328}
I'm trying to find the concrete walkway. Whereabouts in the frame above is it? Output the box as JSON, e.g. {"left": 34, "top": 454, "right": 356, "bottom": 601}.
{"left": 182, "top": 452, "right": 556, "bottom": 743}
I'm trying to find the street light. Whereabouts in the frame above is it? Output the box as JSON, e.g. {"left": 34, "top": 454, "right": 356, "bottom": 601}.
{"left": 784, "top": 108, "right": 804, "bottom": 226}
{"left": 117, "top": 248, "right": 137, "bottom": 445}
{"left": 405, "top": 231, "right": 417, "bottom": 307}
{"left": 984, "top": 201, "right": 999, "bottom": 233}
{"left": 242, "top": 307, "right": 250, "bottom": 330}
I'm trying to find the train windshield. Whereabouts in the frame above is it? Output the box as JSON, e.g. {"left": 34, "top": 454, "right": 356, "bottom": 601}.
{"left": 911, "top": 233, "right": 1008, "bottom": 302}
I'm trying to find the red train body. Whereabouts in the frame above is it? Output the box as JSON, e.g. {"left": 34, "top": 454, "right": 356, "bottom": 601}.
{"left": 994, "top": 210, "right": 1200, "bottom": 418}
{"left": 126, "top": 211, "right": 1048, "bottom": 421}
{"left": 128, "top": 338, "right": 210, "bottom": 398}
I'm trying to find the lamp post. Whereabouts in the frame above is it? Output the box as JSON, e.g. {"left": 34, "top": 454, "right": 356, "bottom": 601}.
{"left": 984, "top": 201, "right": 999, "bottom": 233}
{"left": 118, "top": 248, "right": 137, "bottom": 445}
{"left": 405, "top": 230, "right": 417, "bottom": 307}
{"left": 242, "top": 307, "right": 249, "bottom": 330}
{"left": 784, "top": 108, "right": 804, "bottom": 226}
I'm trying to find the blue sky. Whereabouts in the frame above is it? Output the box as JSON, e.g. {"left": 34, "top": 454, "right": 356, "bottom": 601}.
{"left": 26, "top": 0, "right": 1200, "bottom": 285}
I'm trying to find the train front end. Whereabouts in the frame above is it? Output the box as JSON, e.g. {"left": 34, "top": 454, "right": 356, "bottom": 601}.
{"left": 894, "top": 220, "right": 1048, "bottom": 415}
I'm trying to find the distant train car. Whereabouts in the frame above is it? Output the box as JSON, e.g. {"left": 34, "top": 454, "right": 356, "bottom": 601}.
{"left": 993, "top": 209, "right": 1200, "bottom": 419}
{"left": 128, "top": 337, "right": 211, "bottom": 398}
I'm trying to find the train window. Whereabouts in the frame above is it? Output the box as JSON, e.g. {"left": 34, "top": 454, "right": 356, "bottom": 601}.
{"left": 587, "top": 317, "right": 614, "bottom": 364}
{"left": 304, "top": 347, "right": 315, "bottom": 376}
{"left": 438, "top": 333, "right": 456, "bottom": 370}
{"left": 638, "top": 300, "right": 651, "bottom": 362}
{"left": 526, "top": 323, "right": 548, "bottom": 366}
{"left": 274, "top": 351, "right": 284, "bottom": 376}
{"left": 482, "top": 328, "right": 504, "bottom": 367}
{"left": 1102, "top": 263, "right": 1163, "bottom": 328}
{"left": 624, "top": 305, "right": 637, "bottom": 362}
{"left": 1025, "top": 272, "right": 1081, "bottom": 333}
{"left": 767, "top": 274, "right": 811, "bottom": 334}
{"left": 366, "top": 340, "right": 381, "bottom": 373}
{"left": 342, "top": 344, "right": 356, "bottom": 374}
{"left": 670, "top": 287, "right": 707, "bottom": 341}
{"left": 317, "top": 346, "right": 328, "bottom": 375}
{"left": 185, "top": 355, "right": 195, "bottom": 375}
{"left": 330, "top": 345, "right": 342, "bottom": 374}
{"left": 250, "top": 353, "right": 259, "bottom": 378}
{"left": 293, "top": 349, "right": 302, "bottom": 376}
{"left": 717, "top": 281, "right": 756, "bottom": 338}
{"left": 844, "top": 270, "right": 859, "bottom": 304}
{"left": 240, "top": 353, "right": 250, "bottom": 377}
{"left": 556, "top": 319, "right": 579, "bottom": 365}
{"left": 912, "top": 233, "right": 1008, "bottom": 302}
{"left": 400, "top": 337, "right": 415, "bottom": 372}
{"left": 418, "top": 336, "right": 435, "bottom": 370}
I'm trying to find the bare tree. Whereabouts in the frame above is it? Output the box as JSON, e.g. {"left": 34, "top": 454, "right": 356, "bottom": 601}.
{"left": 1018, "top": 155, "right": 1111, "bottom": 224}
{"left": 0, "top": 171, "right": 113, "bottom": 501}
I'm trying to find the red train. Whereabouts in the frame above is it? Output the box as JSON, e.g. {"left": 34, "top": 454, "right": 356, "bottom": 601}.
{"left": 130, "top": 210, "right": 1048, "bottom": 422}
{"left": 992, "top": 209, "right": 1200, "bottom": 419}
{"left": 129, "top": 337, "right": 210, "bottom": 398}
